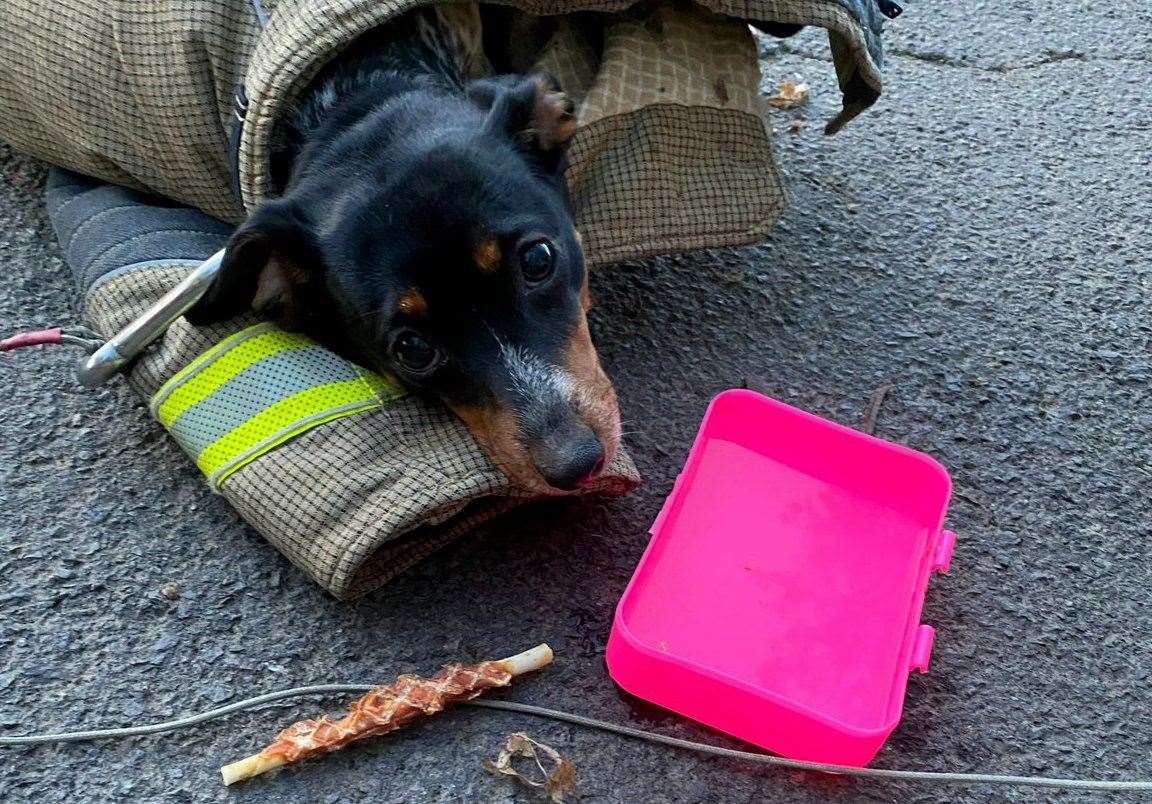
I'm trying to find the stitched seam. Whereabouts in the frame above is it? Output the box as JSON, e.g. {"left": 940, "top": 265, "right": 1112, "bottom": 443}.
{"left": 86, "top": 228, "right": 231, "bottom": 276}
{"left": 84, "top": 258, "right": 205, "bottom": 297}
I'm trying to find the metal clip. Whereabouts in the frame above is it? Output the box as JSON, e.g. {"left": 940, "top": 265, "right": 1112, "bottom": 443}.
{"left": 76, "top": 249, "right": 225, "bottom": 387}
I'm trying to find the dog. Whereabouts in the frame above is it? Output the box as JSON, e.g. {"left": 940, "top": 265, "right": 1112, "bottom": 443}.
{"left": 186, "top": 10, "right": 620, "bottom": 493}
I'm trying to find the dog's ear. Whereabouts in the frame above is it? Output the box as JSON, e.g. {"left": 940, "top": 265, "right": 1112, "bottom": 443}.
{"left": 469, "top": 74, "right": 576, "bottom": 174}
{"left": 184, "top": 198, "right": 323, "bottom": 329}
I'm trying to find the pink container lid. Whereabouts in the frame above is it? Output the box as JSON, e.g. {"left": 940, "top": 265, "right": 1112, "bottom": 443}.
{"left": 607, "top": 389, "right": 955, "bottom": 766}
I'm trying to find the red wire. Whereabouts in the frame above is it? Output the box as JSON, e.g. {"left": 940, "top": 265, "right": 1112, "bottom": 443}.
{"left": 0, "top": 328, "right": 63, "bottom": 351}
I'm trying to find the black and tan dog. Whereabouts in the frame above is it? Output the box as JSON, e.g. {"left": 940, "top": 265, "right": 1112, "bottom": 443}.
{"left": 187, "top": 11, "right": 619, "bottom": 493}
{"left": 187, "top": 10, "right": 805, "bottom": 491}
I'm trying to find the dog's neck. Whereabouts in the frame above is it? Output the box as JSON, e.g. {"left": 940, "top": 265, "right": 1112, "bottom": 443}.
{"left": 270, "top": 11, "right": 462, "bottom": 191}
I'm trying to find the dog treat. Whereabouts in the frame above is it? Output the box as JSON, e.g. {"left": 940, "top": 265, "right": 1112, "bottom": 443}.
{"left": 220, "top": 644, "right": 554, "bottom": 785}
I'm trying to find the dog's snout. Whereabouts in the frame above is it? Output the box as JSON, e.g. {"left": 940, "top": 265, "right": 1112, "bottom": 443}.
{"left": 531, "top": 421, "right": 605, "bottom": 491}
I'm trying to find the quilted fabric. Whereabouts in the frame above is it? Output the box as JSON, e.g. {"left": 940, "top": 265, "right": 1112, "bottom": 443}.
{"left": 3, "top": 0, "right": 885, "bottom": 261}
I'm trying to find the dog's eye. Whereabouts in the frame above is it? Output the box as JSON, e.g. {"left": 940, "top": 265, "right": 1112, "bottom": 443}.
{"left": 519, "top": 240, "right": 555, "bottom": 282}
{"left": 392, "top": 330, "right": 441, "bottom": 375}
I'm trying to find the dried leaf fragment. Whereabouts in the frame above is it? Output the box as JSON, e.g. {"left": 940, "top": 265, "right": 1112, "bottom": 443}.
{"left": 485, "top": 732, "right": 575, "bottom": 803}
{"left": 767, "top": 79, "right": 810, "bottom": 109}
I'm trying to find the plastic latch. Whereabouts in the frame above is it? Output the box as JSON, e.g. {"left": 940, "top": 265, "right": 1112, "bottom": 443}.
{"left": 910, "top": 625, "right": 935, "bottom": 674}
{"left": 932, "top": 529, "right": 956, "bottom": 574}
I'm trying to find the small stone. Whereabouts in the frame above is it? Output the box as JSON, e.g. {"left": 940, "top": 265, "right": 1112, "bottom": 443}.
{"left": 21, "top": 663, "right": 58, "bottom": 680}
{"left": 151, "top": 633, "right": 178, "bottom": 652}
{"left": 159, "top": 582, "right": 181, "bottom": 600}
{"left": 204, "top": 685, "right": 233, "bottom": 704}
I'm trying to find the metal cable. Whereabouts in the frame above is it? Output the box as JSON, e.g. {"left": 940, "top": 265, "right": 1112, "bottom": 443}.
{"left": 0, "top": 685, "right": 369, "bottom": 745}
{"left": 2, "top": 684, "right": 1149, "bottom": 791}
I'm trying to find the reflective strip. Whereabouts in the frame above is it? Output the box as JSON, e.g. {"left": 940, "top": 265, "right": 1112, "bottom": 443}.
{"left": 151, "top": 323, "right": 404, "bottom": 488}
{"left": 167, "top": 345, "right": 362, "bottom": 452}
{"left": 152, "top": 323, "right": 310, "bottom": 422}
{"left": 195, "top": 379, "right": 381, "bottom": 484}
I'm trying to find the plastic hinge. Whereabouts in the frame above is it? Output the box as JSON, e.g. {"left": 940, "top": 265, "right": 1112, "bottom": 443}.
{"left": 932, "top": 529, "right": 956, "bottom": 574}
{"left": 910, "top": 625, "right": 935, "bottom": 673}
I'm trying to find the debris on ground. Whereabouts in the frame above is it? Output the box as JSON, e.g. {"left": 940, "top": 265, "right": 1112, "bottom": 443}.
{"left": 787, "top": 119, "right": 805, "bottom": 134}
{"left": 159, "top": 583, "right": 182, "bottom": 600}
{"left": 766, "top": 79, "right": 810, "bottom": 109}
{"left": 484, "top": 732, "right": 576, "bottom": 803}
{"left": 742, "top": 375, "right": 770, "bottom": 394}
{"left": 860, "top": 384, "right": 895, "bottom": 435}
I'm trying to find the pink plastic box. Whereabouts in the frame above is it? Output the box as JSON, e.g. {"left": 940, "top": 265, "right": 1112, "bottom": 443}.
{"left": 606, "top": 389, "right": 955, "bottom": 766}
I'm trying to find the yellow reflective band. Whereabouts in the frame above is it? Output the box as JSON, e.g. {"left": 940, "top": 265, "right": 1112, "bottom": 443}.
{"left": 196, "top": 377, "right": 383, "bottom": 484}
{"left": 153, "top": 324, "right": 312, "bottom": 425}
{"left": 149, "top": 323, "right": 405, "bottom": 489}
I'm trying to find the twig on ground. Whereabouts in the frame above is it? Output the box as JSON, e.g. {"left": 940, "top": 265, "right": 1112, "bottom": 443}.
{"left": 860, "top": 384, "right": 895, "bottom": 435}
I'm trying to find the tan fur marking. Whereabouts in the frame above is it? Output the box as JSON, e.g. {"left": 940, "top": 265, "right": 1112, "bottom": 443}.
{"left": 446, "top": 311, "right": 620, "bottom": 493}
{"left": 445, "top": 295, "right": 621, "bottom": 493}
{"left": 397, "top": 289, "right": 428, "bottom": 317}
{"left": 446, "top": 402, "right": 543, "bottom": 490}
{"left": 473, "top": 238, "right": 502, "bottom": 273}
{"left": 573, "top": 232, "right": 591, "bottom": 311}
{"left": 253, "top": 256, "right": 310, "bottom": 330}
{"left": 562, "top": 312, "right": 621, "bottom": 472}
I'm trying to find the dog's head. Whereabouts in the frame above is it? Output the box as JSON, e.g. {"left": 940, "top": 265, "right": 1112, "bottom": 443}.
{"left": 186, "top": 75, "right": 619, "bottom": 492}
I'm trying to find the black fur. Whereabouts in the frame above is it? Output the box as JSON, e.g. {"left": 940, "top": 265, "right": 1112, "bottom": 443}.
{"left": 187, "top": 10, "right": 606, "bottom": 489}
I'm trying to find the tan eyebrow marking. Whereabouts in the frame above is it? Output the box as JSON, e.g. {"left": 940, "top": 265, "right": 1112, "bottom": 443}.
{"left": 473, "top": 237, "right": 502, "bottom": 274}
{"left": 397, "top": 288, "right": 427, "bottom": 317}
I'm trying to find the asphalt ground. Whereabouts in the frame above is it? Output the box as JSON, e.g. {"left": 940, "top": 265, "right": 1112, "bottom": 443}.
{"left": 2, "top": 2, "right": 1150, "bottom": 801}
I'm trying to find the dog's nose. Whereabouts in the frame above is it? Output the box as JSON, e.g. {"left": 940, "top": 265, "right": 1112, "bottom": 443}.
{"left": 532, "top": 423, "right": 605, "bottom": 491}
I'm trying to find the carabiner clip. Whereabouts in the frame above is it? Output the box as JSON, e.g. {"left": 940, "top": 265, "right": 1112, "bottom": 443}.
{"left": 76, "top": 249, "right": 226, "bottom": 387}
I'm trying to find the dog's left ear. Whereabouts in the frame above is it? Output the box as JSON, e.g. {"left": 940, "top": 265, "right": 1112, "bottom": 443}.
{"left": 185, "top": 197, "right": 324, "bottom": 329}
{"left": 469, "top": 74, "right": 576, "bottom": 175}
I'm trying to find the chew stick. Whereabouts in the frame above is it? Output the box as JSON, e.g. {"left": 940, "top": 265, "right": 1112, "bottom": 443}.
{"left": 220, "top": 644, "right": 554, "bottom": 785}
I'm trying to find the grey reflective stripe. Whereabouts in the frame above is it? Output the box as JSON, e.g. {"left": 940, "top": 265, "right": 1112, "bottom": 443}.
{"left": 148, "top": 322, "right": 285, "bottom": 417}
{"left": 167, "top": 344, "right": 362, "bottom": 457}
{"left": 204, "top": 398, "right": 377, "bottom": 488}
